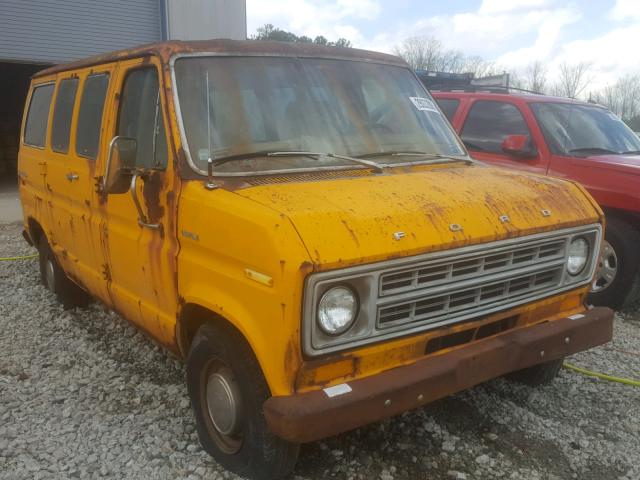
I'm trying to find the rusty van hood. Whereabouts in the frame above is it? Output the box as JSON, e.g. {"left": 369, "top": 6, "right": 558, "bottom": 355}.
{"left": 235, "top": 164, "right": 601, "bottom": 269}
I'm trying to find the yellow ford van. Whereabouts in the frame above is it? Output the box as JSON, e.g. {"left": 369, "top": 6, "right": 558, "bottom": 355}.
{"left": 18, "top": 40, "right": 612, "bottom": 479}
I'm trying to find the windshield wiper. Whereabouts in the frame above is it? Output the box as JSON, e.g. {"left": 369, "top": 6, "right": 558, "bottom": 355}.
{"left": 621, "top": 150, "right": 640, "bottom": 155}
{"left": 210, "top": 150, "right": 320, "bottom": 167}
{"left": 210, "top": 150, "right": 385, "bottom": 172}
{"left": 568, "top": 147, "right": 618, "bottom": 156}
{"left": 356, "top": 150, "right": 471, "bottom": 165}
{"left": 325, "top": 153, "right": 384, "bottom": 172}
{"left": 357, "top": 150, "right": 437, "bottom": 158}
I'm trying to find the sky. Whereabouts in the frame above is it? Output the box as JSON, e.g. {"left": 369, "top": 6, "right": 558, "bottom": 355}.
{"left": 245, "top": 0, "right": 640, "bottom": 90}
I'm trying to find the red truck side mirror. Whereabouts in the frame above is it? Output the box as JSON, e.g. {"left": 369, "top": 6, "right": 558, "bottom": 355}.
{"left": 502, "top": 134, "right": 536, "bottom": 159}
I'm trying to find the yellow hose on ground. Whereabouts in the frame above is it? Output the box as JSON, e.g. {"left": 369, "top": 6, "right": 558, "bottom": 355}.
{"left": 0, "top": 254, "right": 38, "bottom": 261}
{"left": 564, "top": 362, "right": 640, "bottom": 387}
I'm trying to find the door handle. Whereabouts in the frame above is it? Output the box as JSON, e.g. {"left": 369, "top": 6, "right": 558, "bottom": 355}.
{"left": 66, "top": 173, "right": 79, "bottom": 182}
{"left": 130, "top": 173, "right": 161, "bottom": 230}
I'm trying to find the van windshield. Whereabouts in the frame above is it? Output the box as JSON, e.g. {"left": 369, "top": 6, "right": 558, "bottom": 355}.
{"left": 173, "top": 56, "right": 465, "bottom": 174}
{"left": 531, "top": 102, "right": 640, "bottom": 157}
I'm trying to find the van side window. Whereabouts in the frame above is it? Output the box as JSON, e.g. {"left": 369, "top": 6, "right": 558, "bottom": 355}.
{"left": 24, "top": 83, "right": 55, "bottom": 148}
{"left": 51, "top": 78, "right": 79, "bottom": 153}
{"left": 117, "top": 67, "right": 167, "bottom": 169}
{"left": 76, "top": 73, "right": 110, "bottom": 159}
{"left": 461, "top": 100, "right": 530, "bottom": 153}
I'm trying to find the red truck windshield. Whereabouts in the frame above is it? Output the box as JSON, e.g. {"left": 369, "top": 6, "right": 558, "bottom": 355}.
{"left": 531, "top": 102, "right": 640, "bottom": 157}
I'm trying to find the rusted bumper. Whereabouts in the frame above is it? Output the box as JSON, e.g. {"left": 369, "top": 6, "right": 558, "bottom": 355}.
{"left": 264, "top": 307, "right": 613, "bottom": 443}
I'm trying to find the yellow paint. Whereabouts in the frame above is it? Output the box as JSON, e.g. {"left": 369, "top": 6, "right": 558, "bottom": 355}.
{"left": 19, "top": 49, "right": 604, "bottom": 401}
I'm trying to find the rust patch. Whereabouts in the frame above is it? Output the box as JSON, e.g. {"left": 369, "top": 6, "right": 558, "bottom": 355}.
{"left": 341, "top": 219, "right": 360, "bottom": 247}
{"left": 141, "top": 171, "right": 165, "bottom": 223}
{"left": 299, "top": 261, "right": 316, "bottom": 275}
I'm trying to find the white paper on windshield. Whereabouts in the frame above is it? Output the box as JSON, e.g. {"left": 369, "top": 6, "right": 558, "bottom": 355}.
{"left": 409, "top": 96, "right": 439, "bottom": 113}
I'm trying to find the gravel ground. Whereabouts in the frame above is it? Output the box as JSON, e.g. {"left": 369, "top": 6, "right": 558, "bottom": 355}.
{"left": 1, "top": 221, "right": 639, "bottom": 480}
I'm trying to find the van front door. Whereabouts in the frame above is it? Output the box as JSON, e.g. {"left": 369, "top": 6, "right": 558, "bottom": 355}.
{"left": 98, "top": 58, "right": 179, "bottom": 347}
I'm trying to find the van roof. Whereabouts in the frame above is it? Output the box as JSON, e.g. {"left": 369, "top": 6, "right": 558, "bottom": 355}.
{"left": 33, "top": 39, "right": 407, "bottom": 78}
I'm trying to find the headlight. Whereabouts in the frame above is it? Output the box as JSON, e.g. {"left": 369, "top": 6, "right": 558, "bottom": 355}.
{"left": 567, "top": 237, "right": 589, "bottom": 275}
{"left": 317, "top": 286, "right": 358, "bottom": 335}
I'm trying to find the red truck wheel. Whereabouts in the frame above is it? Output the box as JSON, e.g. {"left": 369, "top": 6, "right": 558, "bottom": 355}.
{"left": 589, "top": 217, "right": 640, "bottom": 309}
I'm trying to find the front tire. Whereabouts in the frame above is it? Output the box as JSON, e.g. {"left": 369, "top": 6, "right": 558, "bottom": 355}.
{"left": 186, "top": 323, "right": 299, "bottom": 480}
{"left": 588, "top": 217, "right": 640, "bottom": 309}
{"left": 38, "top": 235, "right": 92, "bottom": 309}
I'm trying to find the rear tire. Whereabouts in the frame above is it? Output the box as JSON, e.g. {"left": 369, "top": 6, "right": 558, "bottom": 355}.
{"left": 588, "top": 217, "right": 640, "bottom": 309}
{"left": 506, "top": 358, "right": 563, "bottom": 386}
{"left": 186, "top": 323, "right": 299, "bottom": 480}
{"left": 38, "top": 235, "right": 92, "bottom": 309}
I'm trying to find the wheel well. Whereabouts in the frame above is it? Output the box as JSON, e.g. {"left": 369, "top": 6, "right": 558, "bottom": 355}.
{"left": 27, "top": 217, "right": 44, "bottom": 247}
{"left": 178, "top": 303, "right": 251, "bottom": 359}
{"left": 602, "top": 208, "right": 640, "bottom": 233}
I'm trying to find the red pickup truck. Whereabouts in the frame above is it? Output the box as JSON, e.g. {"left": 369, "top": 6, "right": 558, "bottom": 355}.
{"left": 432, "top": 91, "right": 640, "bottom": 308}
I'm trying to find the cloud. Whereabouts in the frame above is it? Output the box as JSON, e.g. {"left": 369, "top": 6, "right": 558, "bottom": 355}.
{"left": 246, "top": 0, "right": 380, "bottom": 43}
{"left": 610, "top": 0, "right": 640, "bottom": 21}
{"left": 364, "top": 1, "right": 575, "bottom": 60}
{"left": 551, "top": 22, "right": 640, "bottom": 89}
{"left": 244, "top": 0, "right": 640, "bottom": 92}
{"left": 479, "top": 0, "right": 552, "bottom": 14}
{"left": 495, "top": 6, "right": 580, "bottom": 67}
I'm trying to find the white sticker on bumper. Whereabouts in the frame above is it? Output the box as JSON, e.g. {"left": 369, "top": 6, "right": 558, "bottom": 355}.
{"left": 323, "top": 383, "right": 352, "bottom": 398}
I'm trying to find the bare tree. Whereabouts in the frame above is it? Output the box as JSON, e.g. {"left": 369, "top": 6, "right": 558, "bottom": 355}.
{"left": 394, "top": 36, "right": 445, "bottom": 71}
{"left": 394, "top": 36, "right": 497, "bottom": 76}
{"left": 554, "top": 61, "right": 593, "bottom": 98}
{"left": 524, "top": 60, "right": 548, "bottom": 93}
{"left": 590, "top": 74, "right": 640, "bottom": 121}
{"left": 462, "top": 55, "right": 500, "bottom": 78}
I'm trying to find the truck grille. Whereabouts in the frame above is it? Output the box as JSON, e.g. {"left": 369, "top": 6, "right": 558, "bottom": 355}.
{"left": 376, "top": 238, "right": 569, "bottom": 330}
{"left": 378, "top": 266, "right": 563, "bottom": 327}
{"left": 379, "top": 239, "right": 565, "bottom": 296}
{"left": 303, "top": 224, "right": 601, "bottom": 356}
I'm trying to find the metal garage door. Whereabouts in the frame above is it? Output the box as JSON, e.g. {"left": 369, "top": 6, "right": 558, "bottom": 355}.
{"left": 0, "top": 0, "right": 163, "bottom": 64}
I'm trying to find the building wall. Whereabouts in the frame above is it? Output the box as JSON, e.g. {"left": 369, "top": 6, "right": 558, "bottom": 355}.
{"left": 165, "top": 0, "right": 246, "bottom": 41}
{"left": 0, "top": 0, "right": 162, "bottom": 64}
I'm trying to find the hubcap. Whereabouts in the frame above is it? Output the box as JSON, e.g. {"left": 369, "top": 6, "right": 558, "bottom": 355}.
{"left": 45, "top": 258, "right": 56, "bottom": 292}
{"left": 592, "top": 240, "right": 617, "bottom": 293}
{"left": 204, "top": 363, "right": 243, "bottom": 453}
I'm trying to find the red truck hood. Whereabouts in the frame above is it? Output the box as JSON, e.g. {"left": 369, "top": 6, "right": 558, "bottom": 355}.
{"left": 583, "top": 153, "right": 640, "bottom": 174}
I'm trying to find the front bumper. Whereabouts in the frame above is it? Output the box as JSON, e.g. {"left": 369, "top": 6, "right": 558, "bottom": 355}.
{"left": 264, "top": 306, "right": 613, "bottom": 443}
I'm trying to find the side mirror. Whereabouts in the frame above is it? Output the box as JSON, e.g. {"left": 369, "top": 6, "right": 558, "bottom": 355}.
{"left": 103, "top": 136, "right": 137, "bottom": 194}
{"left": 501, "top": 134, "right": 536, "bottom": 159}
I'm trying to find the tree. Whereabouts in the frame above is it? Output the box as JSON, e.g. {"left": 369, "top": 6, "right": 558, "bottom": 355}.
{"left": 252, "top": 24, "right": 352, "bottom": 48}
{"left": 393, "top": 36, "right": 443, "bottom": 71}
{"left": 554, "top": 61, "right": 593, "bottom": 99}
{"left": 394, "top": 36, "right": 498, "bottom": 76}
{"left": 589, "top": 74, "right": 640, "bottom": 122}
{"left": 523, "top": 60, "right": 548, "bottom": 93}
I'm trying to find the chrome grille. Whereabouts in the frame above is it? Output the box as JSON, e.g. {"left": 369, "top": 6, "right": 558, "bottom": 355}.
{"left": 378, "top": 266, "right": 563, "bottom": 327}
{"left": 303, "top": 224, "right": 602, "bottom": 357}
{"left": 379, "top": 239, "right": 565, "bottom": 296}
